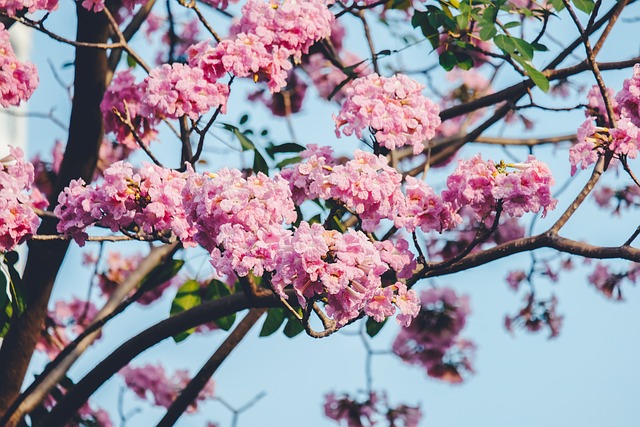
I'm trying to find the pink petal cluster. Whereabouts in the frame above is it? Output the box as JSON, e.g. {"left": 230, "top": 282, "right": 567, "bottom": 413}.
{"left": 442, "top": 154, "right": 557, "bottom": 220}
{"left": 120, "top": 363, "right": 214, "bottom": 410}
{"left": 504, "top": 294, "right": 563, "bottom": 338}
{"left": 182, "top": 168, "right": 297, "bottom": 277}
{"left": 334, "top": 73, "right": 441, "bottom": 155}
{"left": 36, "top": 297, "right": 99, "bottom": 360}
{"left": 1, "top": 25, "right": 39, "bottom": 108}
{"left": 97, "top": 251, "right": 177, "bottom": 305}
{"left": 283, "top": 148, "right": 406, "bottom": 232}
{"left": 101, "top": 70, "right": 158, "bottom": 150}
{"left": 0, "top": 0, "right": 56, "bottom": 15}
{"left": 585, "top": 85, "right": 618, "bottom": 123}
{"left": 143, "top": 63, "right": 229, "bottom": 120}
{"left": 615, "top": 63, "right": 640, "bottom": 127}
{"left": 587, "top": 262, "right": 640, "bottom": 301}
{"left": 0, "top": 146, "right": 41, "bottom": 252}
{"left": 324, "top": 391, "right": 422, "bottom": 427}
{"left": 392, "top": 287, "right": 475, "bottom": 383}
{"left": 399, "top": 175, "right": 460, "bottom": 233}
{"left": 569, "top": 116, "right": 640, "bottom": 175}
{"left": 248, "top": 69, "right": 307, "bottom": 116}
{"left": 189, "top": 0, "right": 333, "bottom": 93}
{"left": 303, "top": 52, "right": 371, "bottom": 102}
{"left": 271, "top": 221, "right": 418, "bottom": 326}
{"left": 198, "top": 0, "right": 238, "bottom": 9}
{"left": 54, "top": 161, "right": 194, "bottom": 246}
{"left": 230, "top": 0, "right": 334, "bottom": 63}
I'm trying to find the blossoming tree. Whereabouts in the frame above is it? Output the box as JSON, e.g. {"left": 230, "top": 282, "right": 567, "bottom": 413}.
{"left": 0, "top": 0, "right": 639, "bottom": 425}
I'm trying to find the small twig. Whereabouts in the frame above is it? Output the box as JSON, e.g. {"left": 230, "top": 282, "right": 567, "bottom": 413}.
{"left": 112, "top": 103, "right": 164, "bottom": 167}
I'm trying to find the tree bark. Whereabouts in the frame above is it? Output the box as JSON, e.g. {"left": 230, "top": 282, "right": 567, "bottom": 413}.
{"left": 0, "top": 6, "right": 110, "bottom": 415}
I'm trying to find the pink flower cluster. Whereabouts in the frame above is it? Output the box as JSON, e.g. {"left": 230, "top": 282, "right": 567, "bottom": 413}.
{"left": 271, "top": 221, "right": 419, "bottom": 326}
{"left": 615, "top": 63, "right": 640, "bottom": 127}
{"left": 392, "top": 287, "right": 475, "bottom": 383}
{"left": 36, "top": 297, "right": 99, "bottom": 360}
{"left": 182, "top": 168, "right": 296, "bottom": 277}
{"left": 324, "top": 391, "right": 422, "bottom": 427}
{"left": 442, "top": 154, "right": 557, "bottom": 220}
{"left": 1, "top": 24, "right": 39, "bottom": 108}
{"left": 0, "top": 146, "right": 42, "bottom": 252}
{"left": 303, "top": 51, "right": 371, "bottom": 102}
{"left": 284, "top": 147, "right": 455, "bottom": 233}
{"left": 593, "top": 183, "right": 640, "bottom": 213}
{"left": 585, "top": 85, "right": 618, "bottom": 124}
{"left": 189, "top": 0, "right": 333, "bottom": 92}
{"left": 504, "top": 294, "right": 563, "bottom": 338}
{"left": 143, "top": 63, "right": 229, "bottom": 120}
{"left": 120, "top": 363, "right": 214, "bottom": 411}
{"left": 95, "top": 251, "right": 177, "bottom": 305}
{"left": 101, "top": 70, "right": 158, "bottom": 149}
{"left": 570, "top": 66, "right": 640, "bottom": 173}
{"left": 54, "top": 161, "right": 194, "bottom": 246}
{"left": 587, "top": 262, "right": 639, "bottom": 301}
{"left": 334, "top": 73, "right": 441, "bottom": 155}
{"left": 0, "top": 0, "right": 56, "bottom": 15}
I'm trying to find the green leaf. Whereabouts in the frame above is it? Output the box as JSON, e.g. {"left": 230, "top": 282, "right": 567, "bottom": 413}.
{"left": 366, "top": 317, "right": 388, "bottom": 337}
{"left": 265, "top": 142, "right": 306, "bottom": 158}
{"left": 328, "top": 74, "right": 357, "bottom": 101}
{"left": 0, "top": 272, "right": 11, "bottom": 338}
{"left": 532, "top": 42, "right": 549, "bottom": 52}
{"left": 126, "top": 53, "right": 137, "bottom": 68}
{"left": 276, "top": 156, "right": 302, "bottom": 169}
{"left": 259, "top": 308, "right": 286, "bottom": 337}
{"left": 550, "top": 0, "right": 565, "bottom": 11}
{"left": 283, "top": 315, "right": 304, "bottom": 338}
{"left": 494, "top": 34, "right": 516, "bottom": 54}
{"left": 455, "top": 13, "right": 468, "bottom": 29}
{"left": 439, "top": 50, "right": 458, "bottom": 71}
{"left": 503, "top": 21, "right": 520, "bottom": 29}
{"left": 572, "top": 0, "right": 594, "bottom": 14}
{"left": 511, "top": 37, "right": 534, "bottom": 61}
{"left": 206, "top": 279, "right": 236, "bottom": 331}
{"left": 222, "top": 123, "right": 256, "bottom": 151}
{"left": 239, "top": 114, "right": 249, "bottom": 125}
{"left": 4, "top": 252, "right": 25, "bottom": 315}
{"left": 454, "top": 52, "right": 474, "bottom": 70}
{"left": 253, "top": 150, "right": 269, "bottom": 175}
{"left": 523, "top": 63, "right": 550, "bottom": 92}
{"left": 139, "top": 259, "right": 185, "bottom": 294}
{"left": 170, "top": 280, "right": 202, "bottom": 342}
{"left": 479, "top": 24, "right": 497, "bottom": 41}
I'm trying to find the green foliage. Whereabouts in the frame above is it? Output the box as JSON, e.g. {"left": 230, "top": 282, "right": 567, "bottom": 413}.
{"left": 0, "top": 251, "right": 26, "bottom": 338}
{"left": 259, "top": 308, "right": 286, "bottom": 337}
{"left": 366, "top": 317, "right": 388, "bottom": 337}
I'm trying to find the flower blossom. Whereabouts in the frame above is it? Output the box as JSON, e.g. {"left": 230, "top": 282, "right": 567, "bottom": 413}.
{"left": 54, "top": 161, "right": 194, "bottom": 246}
{"left": 1, "top": 24, "right": 39, "bottom": 108}
{"left": 120, "top": 363, "right": 214, "bottom": 410}
{"left": 334, "top": 73, "right": 441, "bottom": 155}
{"left": 442, "top": 154, "right": 557, "bottom": 220}
{"left": 101, "top": 69, "right": 158, "bottom": 149}
{"left": 392, "top": 287, "right": 475, "bottom": 383}
{"left": 190, "top": 0, "right": 333, "bottom": 93}
{"left": 143, "top": 63, "right": 229, "bottom": 120}
{"left": 271, "top": 221, "right": 418, "bottom": 327}
{"left": 0, "top": 146, "right": 41, "bottom": 252}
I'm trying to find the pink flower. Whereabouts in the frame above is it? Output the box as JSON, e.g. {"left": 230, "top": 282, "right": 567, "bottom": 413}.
{"left": 143, "top": 63, "right": 229, "bottom": 120}
{"left": 101, "top": 70, "right": 158, "bottom": 149}
{"left": 0, "top": 24, "right": 39, "bottom": 107}
{"left": 334, "top": 73, "right": 441, "bottom": 154}
{"left": 0, "top": 146, "right": 41, "bottom": 252}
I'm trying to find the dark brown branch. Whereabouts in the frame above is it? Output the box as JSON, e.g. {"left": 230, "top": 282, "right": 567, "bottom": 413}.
{"left": 37, "top": 293, "right": 280, "bottom": 426}
{"left": 155, "top": 308, "right": 266, "bottom": 427}
{"left": 0, "top": 5, "right": 110, "bottom": 416}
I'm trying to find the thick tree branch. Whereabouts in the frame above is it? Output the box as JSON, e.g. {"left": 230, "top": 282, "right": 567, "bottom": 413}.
{"left": 155, "top": 308, "right": 266, "bottom": 427}
{"left": 0, "top": 6, "right": 110, "bottom": 416}
{"left": 38, "top": 293, "right": 281, "bottom": 426}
